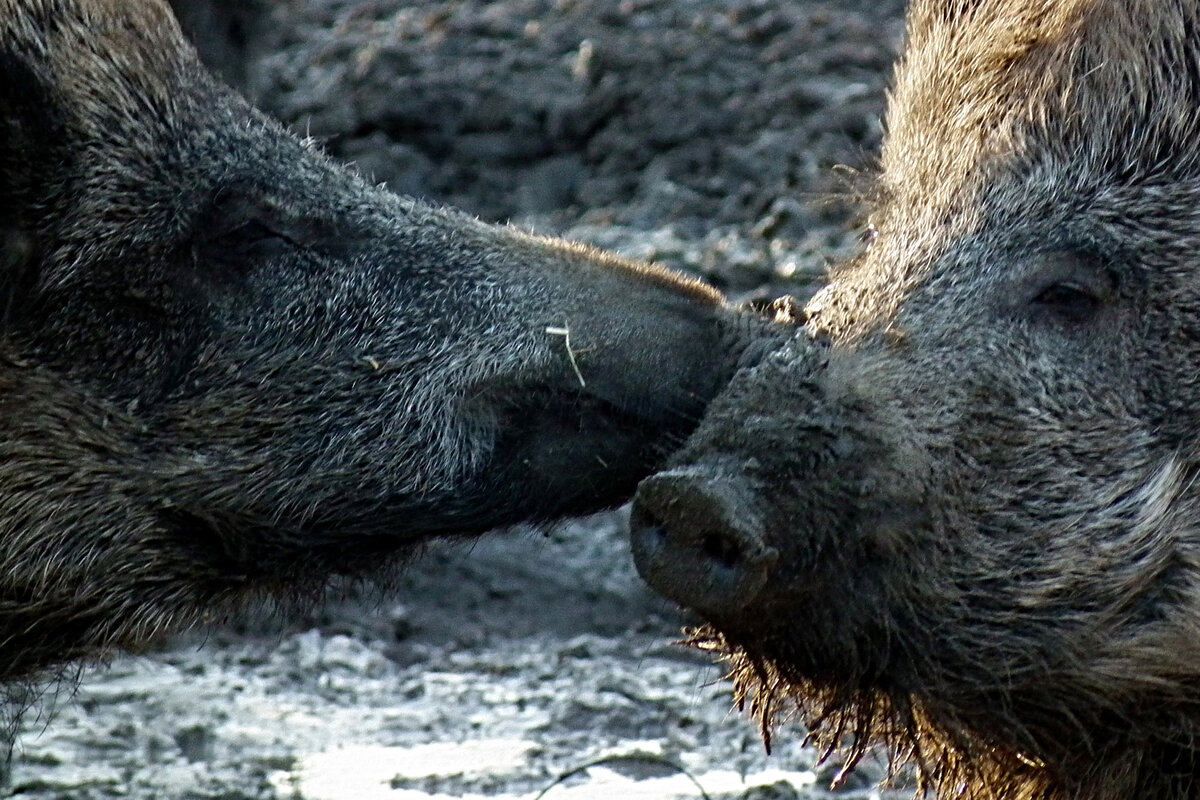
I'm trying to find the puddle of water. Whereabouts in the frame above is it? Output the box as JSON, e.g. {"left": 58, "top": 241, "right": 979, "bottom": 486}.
{"left": 273, "top": 739, "right": 537, "bottom": 800}
{"left": 534, "top": 766, "right": 818, "bottom": 800}
{"left": 273, "top": 740, "right": 817, "bottom": 800}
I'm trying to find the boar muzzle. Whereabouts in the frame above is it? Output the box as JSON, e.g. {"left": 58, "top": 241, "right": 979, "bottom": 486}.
{"left": 630, "top": 465, "right": 778, "bottom": 616}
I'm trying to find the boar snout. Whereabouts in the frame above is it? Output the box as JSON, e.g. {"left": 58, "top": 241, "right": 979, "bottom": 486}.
{"left": 450, "top": 295, "right": 777, "bottom": 534}
{"left": 630, "top": 466, "right": 777, "bottom": 616}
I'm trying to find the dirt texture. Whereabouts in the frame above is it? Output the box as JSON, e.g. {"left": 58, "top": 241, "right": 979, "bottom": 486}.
{"left": 9, "top": 1, "right": 910, "bottom": 798}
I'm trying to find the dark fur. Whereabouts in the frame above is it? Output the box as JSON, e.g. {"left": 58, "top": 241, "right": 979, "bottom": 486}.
{"left": 0, "top": 0, "right": 765, "bottom": 700}
{"left": 632, "top": 1, "right": 1200, "bottom": 798}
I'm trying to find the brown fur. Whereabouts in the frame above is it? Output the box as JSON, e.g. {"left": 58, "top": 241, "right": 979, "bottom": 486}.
{"left": 632, "top": 1, "right": 1200, "bottom": 798}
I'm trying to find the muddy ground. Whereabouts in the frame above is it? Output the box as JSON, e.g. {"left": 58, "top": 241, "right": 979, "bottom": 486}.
{"left": 10, "top": 1, "right": 912, "bottom": 798}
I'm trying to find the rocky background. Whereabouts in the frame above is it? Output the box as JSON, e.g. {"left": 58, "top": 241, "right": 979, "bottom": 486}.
{"left": 10, "top": 1, "right": 909, "bottom": 798}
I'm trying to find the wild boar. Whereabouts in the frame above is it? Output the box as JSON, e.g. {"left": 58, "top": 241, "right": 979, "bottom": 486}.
{"left": 631, "top": 1, "right": 1200, "bottom": 798}
{"left": 0, "top": 0, "right": 766, "bottom": 693}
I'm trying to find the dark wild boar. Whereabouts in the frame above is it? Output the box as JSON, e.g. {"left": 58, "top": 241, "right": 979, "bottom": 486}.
{"left": 631, "top": 1, "right": 1200, "bottom": 798}
{"left": 0, "top": 0, "right": 765, "bottom": 693}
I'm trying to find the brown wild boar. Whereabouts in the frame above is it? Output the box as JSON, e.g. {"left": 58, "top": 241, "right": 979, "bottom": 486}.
{"left": 631, "top": 1, "right": 1200, "bottom": 798}
{"left": 0, "top": 0, "right": 769, "bottom": 703}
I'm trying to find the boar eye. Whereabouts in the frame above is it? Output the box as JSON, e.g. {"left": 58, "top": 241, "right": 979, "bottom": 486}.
{"left": 1030, "top": 281, "right": 1103, "bottom": 322}
{"left": 187, "top": 205, "right": 305, "bottom": 294}
{"left": 1023, "top": 252, "right": 1115, "bottom": 326}
{"left": 217, "top": 218, "right": 296, "bottom": 258}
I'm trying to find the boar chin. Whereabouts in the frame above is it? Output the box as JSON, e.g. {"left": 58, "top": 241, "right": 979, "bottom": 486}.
{"left": 687, "top": 624, "right": 1058, "bottom": 799}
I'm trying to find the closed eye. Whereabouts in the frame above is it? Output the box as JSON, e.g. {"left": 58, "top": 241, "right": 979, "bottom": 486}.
{"left": 1021, "top": 251, "right": 1116, "bottom": 327}
{"left": 217, "top": 218, "right": 297, "bottom": 258}
{"left": 1030, "top": 281, "right": 1104, "bottom": 324}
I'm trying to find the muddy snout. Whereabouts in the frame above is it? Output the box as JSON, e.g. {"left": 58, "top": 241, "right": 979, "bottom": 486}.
{"left": 630, "top": 468, "right": 778, "bottom": 616}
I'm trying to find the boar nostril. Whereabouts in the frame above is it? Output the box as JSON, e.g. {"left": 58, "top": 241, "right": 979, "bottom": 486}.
{"left": 630, "top": 469, "right": 777, "bottom": 616}
{"left": 701, "top": 531, "right": 743, "bottom": 570}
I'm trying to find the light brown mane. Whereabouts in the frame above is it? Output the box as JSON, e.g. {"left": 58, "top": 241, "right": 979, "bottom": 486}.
{"left": 883, "top": 0, "right": 1200, "bottom": 219}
